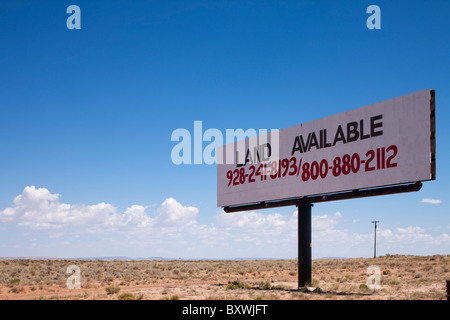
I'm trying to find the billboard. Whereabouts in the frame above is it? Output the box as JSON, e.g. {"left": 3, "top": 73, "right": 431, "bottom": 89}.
{"left": 217, "top": 89, "right": 435, "bottom": 207}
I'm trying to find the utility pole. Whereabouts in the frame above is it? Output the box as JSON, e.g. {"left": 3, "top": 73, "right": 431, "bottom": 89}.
{"left": 372, "top": 221, "right": 379, "bottom": 258}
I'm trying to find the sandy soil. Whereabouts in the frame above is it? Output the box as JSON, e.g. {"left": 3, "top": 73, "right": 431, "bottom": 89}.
{"left": 0, "top": 255, "right": 448, "bottom": 300}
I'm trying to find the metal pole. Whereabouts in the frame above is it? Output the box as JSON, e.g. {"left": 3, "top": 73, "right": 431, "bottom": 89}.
{"left": 372, "top": 221, "right": 379, "bottom": 258}
{"left": 298, "top": 203, "right": 313, "bottom": 288}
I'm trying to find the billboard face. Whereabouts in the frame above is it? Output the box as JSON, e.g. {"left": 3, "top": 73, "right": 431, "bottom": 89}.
{"left": 217, "top": 89, "right": 435, "bottom": 207}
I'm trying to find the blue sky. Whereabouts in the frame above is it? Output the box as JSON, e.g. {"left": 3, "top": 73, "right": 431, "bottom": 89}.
{"left": 0, "top": 0, "right": 449, "bottom": 259}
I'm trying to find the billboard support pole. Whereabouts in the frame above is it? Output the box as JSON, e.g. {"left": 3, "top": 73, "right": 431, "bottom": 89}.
{"left": 297, "top": 202, "right": 312, "bottom": 288}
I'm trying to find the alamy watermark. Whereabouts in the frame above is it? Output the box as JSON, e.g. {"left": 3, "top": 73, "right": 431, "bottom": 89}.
{"left": 66, "top": 265, "right": 81, "bottom": 289}
{"left": 170, "top": 121, "right": 280, "bottom": 167}
{"left": 367, "top": 5, "right": 381, "bottom": 30}
{"left": 66, "top": 5, "right": 81, "bottom": 30}
{"left": 366, "top": 265, "right": 381, "bottom": 290}
{"left": 65, "top": 5, "right": 379, "bottom": 31}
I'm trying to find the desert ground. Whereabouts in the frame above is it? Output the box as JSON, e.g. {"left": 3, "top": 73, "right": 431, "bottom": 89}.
{"left": 0, "top": 255, "right": 448, "bottom": 300}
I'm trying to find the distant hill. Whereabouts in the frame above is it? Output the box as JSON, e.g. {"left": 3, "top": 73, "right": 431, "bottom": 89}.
{"left": 0, "top": 256, "right": 172, "bottom": 261}
{"left": 1, "top": 256, "right": 347, "bottom": 260}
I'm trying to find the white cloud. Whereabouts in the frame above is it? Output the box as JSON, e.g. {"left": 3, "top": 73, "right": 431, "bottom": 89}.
{"left": 421, "top": 198, "right": 442, "bottom": 204}
{"left": 214, "top": 211, "right": 292, "bottom": 232}
{"left": 0, "top": 186, "right": 117, "bottom": 229}
{"left": 0, "top": 186, "right": 193, "bottom": 231}
{"left": 313, "top": 212, "right": 341, "bottom": 230}
{"left": 1, "top": 186, "right": 449, "bottom": 258}
{"left": 395, "top": 226, "right": 425, "bottom": 234}
{"left": 155, "top": 197, "right": 198, "bottom": 227}
{"left": 376, "top": 225, "right": 450, "bottom": 250}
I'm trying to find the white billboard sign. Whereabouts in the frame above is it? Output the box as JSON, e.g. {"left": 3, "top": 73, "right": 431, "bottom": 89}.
{"left": 217, "top": 89, "right": 435, "bottom": 207}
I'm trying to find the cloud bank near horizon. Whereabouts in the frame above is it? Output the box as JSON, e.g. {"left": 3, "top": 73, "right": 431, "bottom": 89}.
{"left": 1, "top": 186, "right": 449, "bottom": 258}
